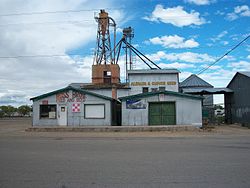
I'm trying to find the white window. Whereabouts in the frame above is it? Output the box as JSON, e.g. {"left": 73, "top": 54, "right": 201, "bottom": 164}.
{"left": 84, "top": 104, "right": 105, "bottom": 119}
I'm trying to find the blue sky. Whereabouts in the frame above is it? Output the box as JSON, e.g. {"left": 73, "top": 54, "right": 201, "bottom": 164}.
{"left": 0, "top": 0, "right": 249, "bottom": 106}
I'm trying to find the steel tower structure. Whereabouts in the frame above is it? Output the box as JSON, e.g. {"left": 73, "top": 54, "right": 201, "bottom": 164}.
{"left": 92, "top": 10, "right": 120, "bottom": 85}
{"left": 93, "top": 9, "right": 116, "bottom": 65}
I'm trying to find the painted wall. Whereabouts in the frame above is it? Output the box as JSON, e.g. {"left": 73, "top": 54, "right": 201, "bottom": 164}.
{"left": 128, "top": 73, "right": 179, "bottom": 94}
{"left": 121, "top": 94, "right": 202, "bottom": 126}
{"left": 32, "top": 90, "right": 112, "bottom": 126}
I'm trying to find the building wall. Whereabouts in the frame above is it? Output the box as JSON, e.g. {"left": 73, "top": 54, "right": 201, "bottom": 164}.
{"left": 32, "top": 90, "right": 112, "bottom": 126}
{"left": 128, "top": 73, "right": 179, "bottom": 94}
{"left": 84, "top": 89, "right": 130, "bottom": 98}
{"left": 225, "top": 74, "right": 250, "bottom": 124}
{"left": 121, "top": 94, "right": 202, "bottom": 126}
{"left": 181, "top": 87, "right": 213, "bottom": 106}
{"left": 33, "top": 95, "right": 58, "bottom": 126}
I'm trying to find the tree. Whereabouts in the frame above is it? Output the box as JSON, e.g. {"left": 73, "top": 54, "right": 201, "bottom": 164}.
{"left": 0, "top": 108, "right": 4, "bottom": 118}
{"left": 17, "top": 105, "right": 32, "bottom": 117}
{"left": 0, "top": 105, "right": 17, "bottom": 117}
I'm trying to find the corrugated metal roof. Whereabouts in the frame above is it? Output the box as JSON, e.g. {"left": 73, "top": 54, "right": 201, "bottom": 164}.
{"left": 239, "top": 72, "right": 250, "bottom": 78}
{"left": 119, "top": 90, "right": 203, "bottom": 101}
{"left": 69, "top": 83, "right": 130, "bottom": 89}
{"left": 180, "top": 74, "right": 213, "bottom": 88}
{"left": 30, "top": 86, "right": 114, "bottom": 101}
{"left": 182, "top": 87, "right": 233, "bottom": 94}
{"left": 128, "top": 69, "right": 180, "bottom": 74}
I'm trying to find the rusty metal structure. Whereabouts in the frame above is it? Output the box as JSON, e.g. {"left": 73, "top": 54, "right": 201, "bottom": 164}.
{"left": 93, "top": 9, "right": 116, "bottom": 65}
{"left": 92, "top": 10, "right": 120, "bottom": 85}
{"left": 92, "top": 9, "right": 161, "bottom": 85}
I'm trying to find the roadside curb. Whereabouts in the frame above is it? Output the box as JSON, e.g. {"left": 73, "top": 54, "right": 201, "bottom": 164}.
{"left": 25, "top": 126, "right": 201, "bottom": 132}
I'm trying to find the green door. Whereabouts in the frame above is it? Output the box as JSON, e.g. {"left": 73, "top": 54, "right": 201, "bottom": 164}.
{"left": 149, "top": 102, "right": 176, "bottom": 125}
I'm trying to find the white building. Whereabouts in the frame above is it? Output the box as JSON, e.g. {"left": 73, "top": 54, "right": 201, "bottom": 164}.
{"left": 31, "top": 68, "right": 203, "bottom": 127}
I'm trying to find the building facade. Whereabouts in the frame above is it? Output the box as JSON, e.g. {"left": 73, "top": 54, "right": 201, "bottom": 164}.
{"left": 128, "top": 69, "right": 179, "bottom": 94}
{"left": 31, "top": 86, "right": 119, "bottom": 126}
{"left": 70, "top": 69, "right": 180, "bottom": 98}
{"left": 225, "top": 72, "right": 250, "bottom": 125}
{"left": 120, "top": 91, "right": 202, "bottom": 126}
{"left": 31, "top": 69, "right": 203, "bottom": 127}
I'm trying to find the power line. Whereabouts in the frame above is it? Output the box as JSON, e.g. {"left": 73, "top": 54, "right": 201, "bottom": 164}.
{"left": 197, "top": 35, "right": 250, "bottom": 75}
{"left": 0, "top": 53, "right": 93, "bottom": 59}
{"left": 0, "top": 20, "right": 95, "bottom": 27}
{"left": 0, "top": 8, "right": 123, "bottom": 17}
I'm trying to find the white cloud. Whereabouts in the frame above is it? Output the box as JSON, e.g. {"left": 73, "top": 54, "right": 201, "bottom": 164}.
{"left": 221, "top": 41, "right": 229, "bottom": 45}
{"left": 200, "top": 64, "right": 221, "bottom": 70}
{"left": 247, "top": 55, "right": 250, "bottom": 59}
{"left": 226, "top": 5, "right": 250, "bottom": 21}
{"left": 228, "top": 60, "right": 250, "bottom": 71}
{"left": 0, "top": 0, "right": 126, "bottom": 106}
{"left": 199, "top": 69, "right": 235, "bottom": 87}
{"left": 185, "top": 0, "right": 216, "bottom": 5}
{"left": 179, "top": 71, "right": 193, "bottom": 81}
{"left": 143, "top": 5, "right": 206, "bottom": 27}
{"left": 210, "top": 30, "right": 228, "bottom": 42}
{"left": 215, "top": 10, "right": 225, "bottom": 15}
{"left": 147, "top": 51, "right": 215, "bottom": 63}
{"left": 158, "top": 62, "right": 195, "bottom": 69}
{"left": 148, "top": 35, "right": 199, "bottom": 49}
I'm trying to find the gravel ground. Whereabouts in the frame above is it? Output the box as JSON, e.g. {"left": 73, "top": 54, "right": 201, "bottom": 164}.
{"left": 0, "top": 117, "right": 250, "bottom": 138}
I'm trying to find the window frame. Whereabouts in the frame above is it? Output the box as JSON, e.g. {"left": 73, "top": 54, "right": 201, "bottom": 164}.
{"left": 39, "top": 104, "right": 57, "bottom": 119}
{"left": 142, "top": 87, "right": 149, "bottom": 93}
{"left": 84, "top": 104, "right": 105, "bottom": 119}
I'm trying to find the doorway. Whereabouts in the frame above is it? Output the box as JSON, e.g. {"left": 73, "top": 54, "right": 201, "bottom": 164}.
{"left": 149, "top": 102, "right": 176, "bottom": 125}
{"left": 58, "top": 105, "right": 67, "bottom": 126}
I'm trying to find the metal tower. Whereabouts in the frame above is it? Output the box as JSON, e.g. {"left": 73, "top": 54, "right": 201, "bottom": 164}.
{"left": 123, "top": 27, "right": 134, "bottom": 82}
{"left": 94, "top": 9, "right": 116, "bottom": 65}
{"left": 92, "top": 10, "right": 120, "bottom": 85}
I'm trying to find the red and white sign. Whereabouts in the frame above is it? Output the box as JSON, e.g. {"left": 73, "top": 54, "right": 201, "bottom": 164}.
{"left": 72, "top": 103, "right": 81, "bottom": 112}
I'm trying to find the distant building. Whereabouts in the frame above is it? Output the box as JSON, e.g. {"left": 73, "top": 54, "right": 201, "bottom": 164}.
{"left": 180, "top": 74, "right": 214, "bottom": 122}
{"left": 180, "top": 74, "right": 233, "bottom": 124}
{"left": 225, "top": 72, "right": 250, "bottom": 125}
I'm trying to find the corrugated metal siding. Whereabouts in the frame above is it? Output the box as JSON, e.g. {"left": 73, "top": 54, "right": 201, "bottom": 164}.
{"left": 225, "top": 73, "right": 250, "bottom": 124}
{"left": 239, "top": 72, "right": 250, "bottom": 78}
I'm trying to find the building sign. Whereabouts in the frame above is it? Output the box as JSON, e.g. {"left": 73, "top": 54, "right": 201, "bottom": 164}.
{"left": 126, "top": 99, "right": 147, "bottom": 109}
{"left": 130, "top": 81, "right": 176, "bottom": 86}
{"left": 72, "top": 103, "right": 81, "bottom": 112}
{"left": 56, "top": 91, "right": 86, "bottom": 103}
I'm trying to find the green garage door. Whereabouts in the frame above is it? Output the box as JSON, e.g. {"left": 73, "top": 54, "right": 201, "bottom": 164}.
{"left": 149, "top": 102, "right": 176, "bottom": 125}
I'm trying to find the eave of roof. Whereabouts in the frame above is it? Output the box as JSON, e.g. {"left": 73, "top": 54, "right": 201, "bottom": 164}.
{"left": 69, "top": 83, "right": 131, "bottom": 89}
{"left": 227, "top": 72, "right": 250, "bottom": 88}
{"left": 30, "top": 86, "right": 114, "bottom": 102}
{"left": 127, "top": 69, "right": 180, "bottom": 74}
{"left": 119, "top": 90, "right": 203, "bottom": 101}
{"left": 182, "top": 87, "right": 233, "bottom": 94}
{"left": 239, "top": 71, "right": 250, "bottom": 78}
